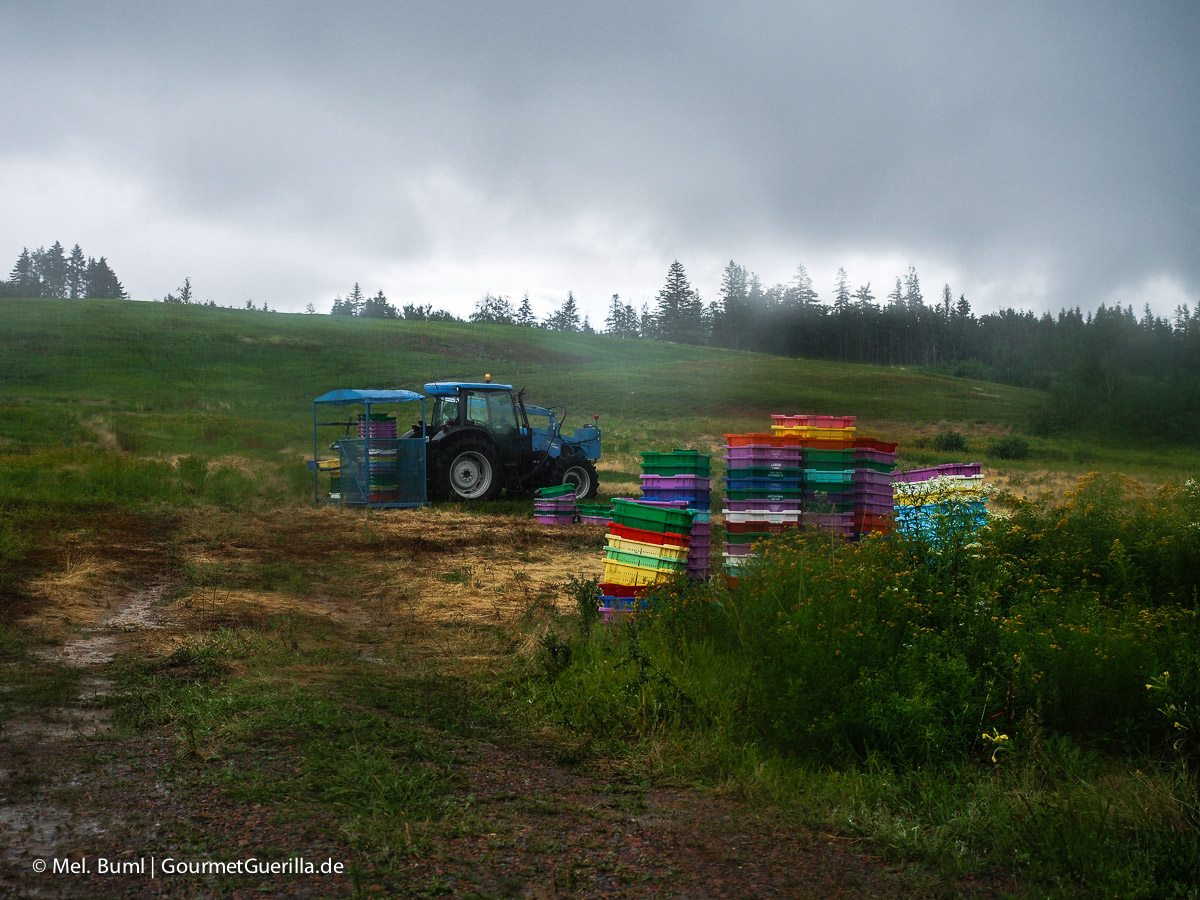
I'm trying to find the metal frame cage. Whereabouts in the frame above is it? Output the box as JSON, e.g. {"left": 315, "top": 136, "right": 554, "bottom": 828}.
{"left": 311, "top": 389, "right": 428, "bottom": 508}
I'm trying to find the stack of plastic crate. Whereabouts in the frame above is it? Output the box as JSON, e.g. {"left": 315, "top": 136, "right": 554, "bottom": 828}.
{"left": 892, "top": 463, "right": 986, "bottom": 544}
{"left": 317, "top": 457, "right": 341, "bottom": 501}
{"left": 600, "top": 498, "right": 694, "bottom": 621}
{"left": 770, "top": 416, "right": 858, "bottom": 537}
{"left": 850, "top": 437, "right": 899, "bottom": 537}
{"left": 640, "top": 450, "right": 712, "bottom": 511}
{"left": 722, "top": 432, "right": 804, "bottom": 581}
{"left": 577, "top": 502, "right": 613, "bottom": 526}
{"left": 640, "top": 450, "right": 713, "bottom": 578}
{"left": 533, "top": 483, "right": 577, "bottom": 524}
{"left": 360, "top": 414, "right": 399, "bottom": 503}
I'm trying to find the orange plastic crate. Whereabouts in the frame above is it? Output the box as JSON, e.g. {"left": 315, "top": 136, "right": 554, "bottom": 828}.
{"left": 724, "top": 432, "right": 801, "bottom": 448}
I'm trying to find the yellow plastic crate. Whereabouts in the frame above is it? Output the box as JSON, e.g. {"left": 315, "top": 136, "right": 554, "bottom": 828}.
{"left": 316, "top": 457, "right": 341, "bottom": 471}
{"left": 770, "top": 425, "right": 856, "bottom": 440}
{"left": 602, "top": 558, "right": 672, "bottom": 587}
{"left": 605, "top": 536, "right": 690, "bottom": 562}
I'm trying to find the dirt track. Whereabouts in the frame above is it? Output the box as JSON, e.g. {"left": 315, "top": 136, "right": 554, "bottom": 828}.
{"left": 0, "top": 506, "right": 1013, "bottom": 898}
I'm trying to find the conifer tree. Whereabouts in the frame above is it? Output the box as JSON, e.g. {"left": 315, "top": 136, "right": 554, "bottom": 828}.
{"left": 8, "top": 248, "right": 40, "bottom": 296}
{"left": 654, "top": 260, "right": 701, "bottom": 343}
{"left": 66, "top": 244, "right": 86, "bottom": 298}
{"left": 515, "top": 293, "right": 537, "bottom": 327}
{"left": 833, "top": 267, "right": 851, "bottom": 313}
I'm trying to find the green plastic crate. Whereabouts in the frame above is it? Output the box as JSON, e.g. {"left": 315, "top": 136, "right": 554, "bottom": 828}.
{"left": 725, "top": 466, "right": 803, "bottom": 480}
{"left": 725, "top": 489, "right": 805, "bottom": 502}
{"left": 604, "top": 546, "right": 688, "bottom": 572}
{"left": 640, "top": 449, "right": 712, "bottom": 477}
{"left": 536, "top": 483, "right": 576, "bottom": 498}
{"left": 611, "top": 498, "right": 694, "bottom": 534}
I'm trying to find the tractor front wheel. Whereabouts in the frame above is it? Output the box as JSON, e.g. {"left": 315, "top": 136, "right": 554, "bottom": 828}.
{"left": 553, "top": 457, "right": 599, "bottom": 499}
{"left": 440, "top": 440, "right": 502, "bottom": 501}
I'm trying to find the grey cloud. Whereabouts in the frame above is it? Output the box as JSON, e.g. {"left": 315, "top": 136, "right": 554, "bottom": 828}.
{"left": 3, "top": 1, "right": 1197, "bottom": 317}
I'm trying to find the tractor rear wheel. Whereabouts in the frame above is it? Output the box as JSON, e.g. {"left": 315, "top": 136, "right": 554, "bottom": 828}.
{"left": 439, "top": 439, "right": 502, "bottom": 501}
{"left": 553, "top": 457, "right": 599, "bottom": 499}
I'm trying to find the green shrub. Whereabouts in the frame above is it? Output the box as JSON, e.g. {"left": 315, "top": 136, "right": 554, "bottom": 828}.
{"left": 987, "top": 435, "right": 1030, "bottom": 459}
{"left": 932, "top": 429, "right": 970, "bottom": 453}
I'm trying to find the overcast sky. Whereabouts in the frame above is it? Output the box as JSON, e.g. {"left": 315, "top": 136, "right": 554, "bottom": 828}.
{"left": 4, "top": 1, "right": 1198, "bottom": 323}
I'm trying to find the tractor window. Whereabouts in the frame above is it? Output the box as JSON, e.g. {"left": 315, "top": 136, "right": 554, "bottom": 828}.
{"left": 431, "top": 398, "right": 458, "bottom": 428}
{"left": 465, "top": 391, "right": 518, "bottom": 431}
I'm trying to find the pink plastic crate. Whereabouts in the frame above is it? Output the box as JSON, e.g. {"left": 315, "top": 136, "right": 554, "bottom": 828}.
{"left": 600, "top": 607, "right": 635, "bottom": 623}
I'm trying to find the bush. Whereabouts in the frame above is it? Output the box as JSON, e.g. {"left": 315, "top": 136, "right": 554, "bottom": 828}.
{"left": 987, "top": 435, "right": 1030, "bottom": 459}
{"left": 533, "top": 474, "right": 1200, "bottom": 764}
{"left": 932, "top": 429, "right": 969, "bottom": 453}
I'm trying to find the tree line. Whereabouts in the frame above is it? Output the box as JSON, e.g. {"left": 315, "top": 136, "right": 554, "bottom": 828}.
{"left": 0, "top": 242, "right": 126, "bottom": 300}
{"left": 381, "top": 258, "right": 1199, "bottom": 443}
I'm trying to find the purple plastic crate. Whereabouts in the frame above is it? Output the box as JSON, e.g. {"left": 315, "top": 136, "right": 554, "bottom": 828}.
{"left": 619, "top": 497, "right": 691, "bottom": 509}
{"left": 534, "top": 513, "right": 576, "bottom": 525}
{"left": 724, "top": 455, "right": 802, "bottom": 470}
{"left": 724, "top": 445, "right": 804, "bottom": 461}
{"left": 641, "top": 487, "right": 712, "bottom": 500}
{"left": 851, "top": 469, "right": 894, "bottom": 487}
{"left": 893, "top": 463, "right": 983, "bottom": 483}
{"left": 641, "top": 474, "right": 712, "bottom": 492}
{"left": 722, "top": 542, "right": 756, "bottom": 556}
{"left": 535, "top": 498, "right": 577, "bottom": 511}
{"left": 580, "top": 515, "right": 610, "bottom": 526}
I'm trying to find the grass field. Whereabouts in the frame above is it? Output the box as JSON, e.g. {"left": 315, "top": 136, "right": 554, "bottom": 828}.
{"left": 2, "top": 297, "right": 1198, "bottom": 898}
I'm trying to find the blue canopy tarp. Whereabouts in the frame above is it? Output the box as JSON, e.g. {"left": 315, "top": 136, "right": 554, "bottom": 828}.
{"left": 314, "top": 389, "right": 424, "bottom": 405}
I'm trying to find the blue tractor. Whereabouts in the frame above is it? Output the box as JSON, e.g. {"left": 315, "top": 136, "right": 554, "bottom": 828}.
{"left": 404, "top": 380, "right": 601, "bottom": 502}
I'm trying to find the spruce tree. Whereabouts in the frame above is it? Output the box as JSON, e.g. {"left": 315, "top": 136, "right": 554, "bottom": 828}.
{"left": 39, "top": 242, "right": 67, "bottom": 298}
{"left": 85, "top": 256, "right": 126, "bottom": 299}
{"left": 9, "top": 248, "right": 40, "bottom": 296}
{"left": 654, "top": 260, "right": 700, "bottom": 343}
{"left": 833, "top": 267, "right": 851, "bottom": 314}
{"left": 346, "top": 283, "right": 365, "bottom": 316}
{"left": 515, "top": 293, "right": 536, "bottom": 327}
{"left": 67, "top": 244, "right": 86, "bottom": 298}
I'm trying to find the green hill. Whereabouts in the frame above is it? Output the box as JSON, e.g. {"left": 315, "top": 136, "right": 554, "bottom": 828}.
{"left": 1, "top": 298, "right": 1193, "bottom": 486}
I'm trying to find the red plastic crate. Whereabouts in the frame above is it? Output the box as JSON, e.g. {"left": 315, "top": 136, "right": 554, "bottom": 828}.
{"left": 853, "top": 437, "right": 899, "bottom": 453}
{"left": 725, "top": 520, "right": 798, "bottom": 535}
{"left": 609, "top": 522, "right": 690, "bottom": 548}
{"left": 599, "top": 582, "right": 649, "bottom": 599}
